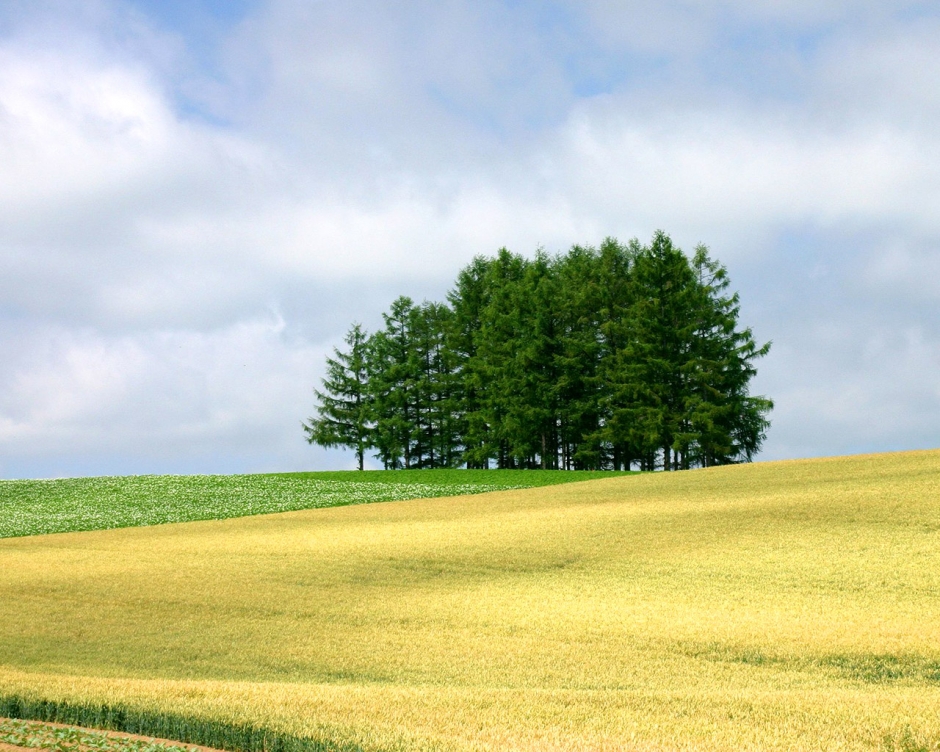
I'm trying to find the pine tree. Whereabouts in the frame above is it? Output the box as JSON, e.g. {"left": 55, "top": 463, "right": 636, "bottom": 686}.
{"left": 369, "top": 296, "right": 421, "bottom": 469}
{"left": 615, "top": 231, "right": 700, "bottom": 470}
{"left": 473, "top": 248, "right": 532, "bottom": 468}
{"left": 303, "top": 323, "right": 373, "bottom": 470}
{"left": 502, "top": 250, "right": 560, "bottom": 469}
{"left": 593, "top": 237, "right": 640, "bottom": 470}
{"left": 412, "top": 301, "right": 461, "bottom": 467}
{"left": 447, "top": 256, "right": 493, "bottom": 468}
{"left": 686, "top": 245, "right": 772, "bottom": 465}
{"left": 555, "top": 244, "right": 606, "bottom": 469}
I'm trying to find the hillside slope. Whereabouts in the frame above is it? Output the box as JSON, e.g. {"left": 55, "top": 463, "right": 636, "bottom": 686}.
{"left": 2, "top": 451, "right": 940, "bottom": 751}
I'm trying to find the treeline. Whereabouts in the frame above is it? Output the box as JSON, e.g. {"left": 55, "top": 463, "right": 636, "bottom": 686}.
{"left": 305, "top": 232, "right": 772, "bottom": 471}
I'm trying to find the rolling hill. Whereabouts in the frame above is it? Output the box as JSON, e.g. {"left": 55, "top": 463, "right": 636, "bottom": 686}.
{"left": 2, "top": 451, "right": 939, "bottom": 751}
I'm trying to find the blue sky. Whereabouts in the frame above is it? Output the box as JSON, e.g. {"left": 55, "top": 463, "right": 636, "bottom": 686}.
{"left": 1, "top": 0, "right": 939, "bottom": 477}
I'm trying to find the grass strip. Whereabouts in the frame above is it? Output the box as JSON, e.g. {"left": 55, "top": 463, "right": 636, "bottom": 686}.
{"left": 0, "top": 697, "right": 365, "bottom": 752}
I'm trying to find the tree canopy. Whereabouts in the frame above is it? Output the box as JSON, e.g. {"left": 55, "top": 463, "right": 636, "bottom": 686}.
{"left": 304, "top": 232, "right": 772, "bottom": 471}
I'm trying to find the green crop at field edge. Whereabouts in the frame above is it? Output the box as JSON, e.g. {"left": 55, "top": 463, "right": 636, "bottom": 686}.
{"left": 0, "top": 469, "right": 629, "bottom": 539}
{"left": 0, "top": 715, "right": 197, "bottom": 752}
{"left": 0, "top": 698, "right": 354, "bottom": 752}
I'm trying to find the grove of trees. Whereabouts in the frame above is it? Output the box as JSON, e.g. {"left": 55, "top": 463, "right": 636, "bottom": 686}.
{"left": 304, "top": 232, "right": 773, "bottom": 471}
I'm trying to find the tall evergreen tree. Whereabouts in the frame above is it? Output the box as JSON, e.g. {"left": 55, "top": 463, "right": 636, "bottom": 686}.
{"left": 447, "top": 256, "right": 493, "bottom": 468}
{"left": 491, "top": 250, "right": 560, "bottom": 469}
{"left": 686, "top": 245, "right": 773, "bottom": 465}
{"left": 473, "top": 248, "right": 531, "bottom": 468}
{"left": 593, "top": 236, "right": 640, "bottom": 470}
{"left": 555, "top": 244, "right": 606, "bottom": 469}
{"left": 369, "top": 296, "right": 421, "bottom": 469}
{"left": 303, "top": 323, "right": 373, "bottom": 470}
{"left": 616, "top": 231, "right": 700, "bottom": 470}
{"left": 412, "top": 301, "right": 462, "bottom": 468}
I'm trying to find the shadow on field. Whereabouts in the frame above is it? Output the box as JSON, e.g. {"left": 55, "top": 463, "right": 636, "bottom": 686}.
{"left": 681, "top": 642, "right": 940, "bottom": 686}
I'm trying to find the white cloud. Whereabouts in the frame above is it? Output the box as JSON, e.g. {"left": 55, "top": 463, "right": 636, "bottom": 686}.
{"left": 2, "top": 0, "right": 940, "bottom": 476}
{"left": 0, "top": 316, "right": 331, "bottom": 476}
{"left": 0, "top": 46, "right": 174, "bottom": 211}
{"left": 551, "top": 105, "right": 932, "bottom": 248}
{"left": 860, "top": 239, "right": 940, "bottom": 305}
{"left": 758, "top": 321, "right": 940, "bottom": 459}
{"left": 815, "top": 18, "right": 940, "bottom": 128}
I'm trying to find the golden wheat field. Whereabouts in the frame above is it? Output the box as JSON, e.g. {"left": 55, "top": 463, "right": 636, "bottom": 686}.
{"left": 2, "top": 450, "right": 940, "bottom": 751}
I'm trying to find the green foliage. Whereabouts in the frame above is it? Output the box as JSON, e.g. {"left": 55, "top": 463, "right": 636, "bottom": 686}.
{"left": 367, "top": 298, "right": 464, "bottom": 469}
{"left": 367, "top": 296, "right": 418, "bottom": 469}
{"left": 305, "top": 231, "right": 772, "bottom": 471}
{"left": 472, "top": 247, "right": 544, "bottom": 468}
{"left": 0, "top": 715, "right": 195, "bottom": 752}
{"left": 446, "top": 256, "right": 493, "bottom": 468}
{"left": 302, "top": 324, "right": 372, "bottom": 471}
{"left": 411, "top": 301, "right": 462, "bottom": 468}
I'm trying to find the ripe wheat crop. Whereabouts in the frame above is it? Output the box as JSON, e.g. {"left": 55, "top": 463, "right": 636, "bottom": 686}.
{"left": 2, "top": 451, "right": 939, "bottom": 750}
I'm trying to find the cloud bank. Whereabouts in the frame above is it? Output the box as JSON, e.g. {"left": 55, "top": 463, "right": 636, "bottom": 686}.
{"left": 1, "top": 0, "right": 938, "bottom": 476}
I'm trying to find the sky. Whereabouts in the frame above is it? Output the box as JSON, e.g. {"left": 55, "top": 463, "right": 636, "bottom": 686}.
{"left": 1, "top": 0, "right": 939, "bottom": 478}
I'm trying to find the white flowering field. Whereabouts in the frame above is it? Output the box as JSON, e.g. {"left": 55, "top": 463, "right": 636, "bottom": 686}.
{"left": 0, "top": 472, "right": 545, "bottom": 539}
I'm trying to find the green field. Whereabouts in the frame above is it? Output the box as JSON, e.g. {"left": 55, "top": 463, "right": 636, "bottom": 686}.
{"left": 0, "top": 469, "right": 625, "bottom": 539}
{"left": 2, "top": 452, "right": 940, "bottom": 751}
{"left": 0, "top": 717, "right": 195, "bottom": 752}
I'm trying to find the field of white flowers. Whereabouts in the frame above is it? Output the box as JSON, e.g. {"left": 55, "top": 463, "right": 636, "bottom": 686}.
{"left": 0, "top": 473, "right": 530, "bottom": 539}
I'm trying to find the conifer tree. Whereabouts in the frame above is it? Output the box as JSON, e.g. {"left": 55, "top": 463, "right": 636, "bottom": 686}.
{"left": 617, "top": 231, "right": 700, "bottom": 469}
{"left": 687, "top": 245, "right": 772, "bottom": 465}
{"left": 368, "top": 296, "right": 420, "bottom": 469}
{"left": 302, "top": 323, "right": 373, "bottom": 470}
{"left": 499, "top": 251, "right": 560, "bottom": 468}
{"left": 555, "top": 244, "right": 606, "bottom": 469}
{"left": 412, "top": 301, "right": 462, "bottom": 467}
{"left": 473, "top": 248, "right": 531, "bottom": 468}
{"left": 593, "top": 236, "right": 640, "bottom": 470}
{"left": 447, "top": 256, "right": 493, "bottom": 468}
